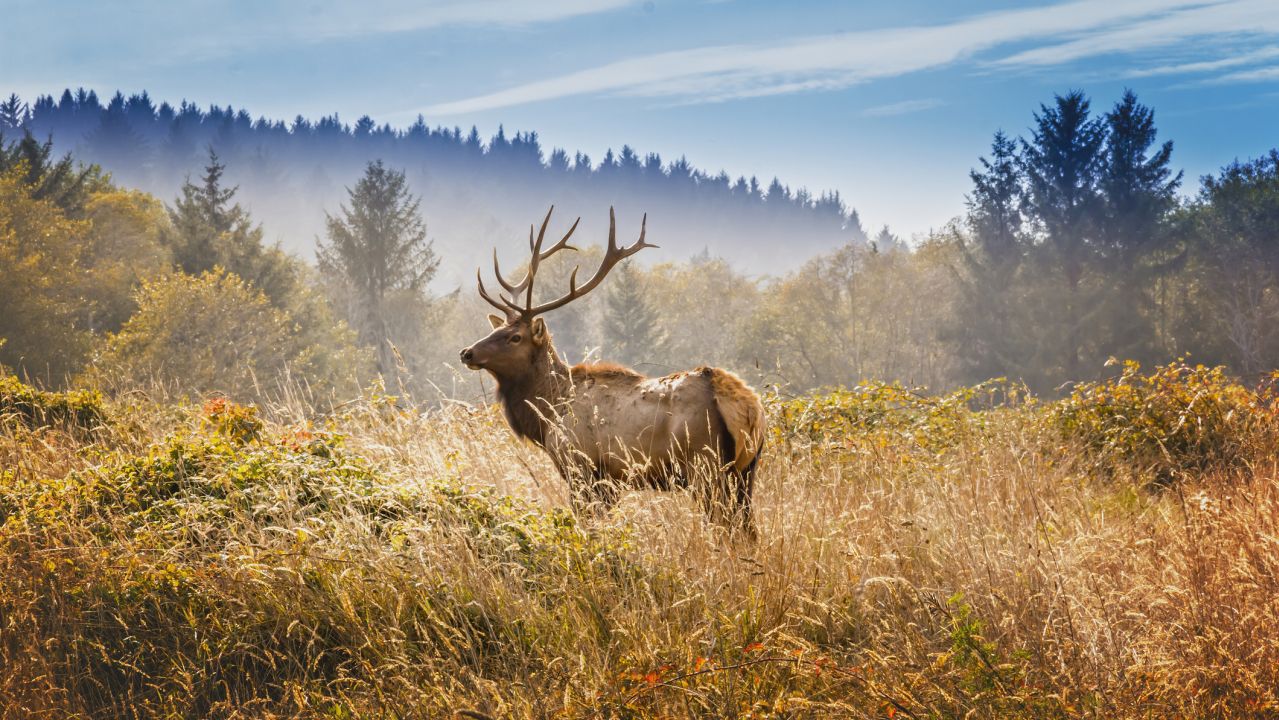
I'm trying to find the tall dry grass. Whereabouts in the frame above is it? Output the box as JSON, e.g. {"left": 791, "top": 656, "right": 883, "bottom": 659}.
{"left": 1, "top": 369, "right": 1277, "bottom": 718}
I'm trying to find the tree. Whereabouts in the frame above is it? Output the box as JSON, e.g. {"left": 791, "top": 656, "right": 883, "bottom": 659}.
{"left": 603, "top": 261, "right": 667, "bottom": 368}
{"left": 0, "top": 169, "right": 92, "bottom": 381}
{"left": 1019, "top": 91, "right": 1106, "bottom": 381}
{"left": 95, "top": 270, "right": 367, "bottom": 401}
{"left": 1096, "top": 90, "right": 1182, "bottom": 361}
{"left": 950, "top": 131, "right": 1033, "bottom": 384}
{"left": 0, "top": 131, "right": 103, "bottom": 213}
{"left": 0, "top": 94, "right": 27, "bottom": 130}
{"left": 165, "top": 148, "right": 297, "bottom": 305}
{"left": 318, "top": 160, "right": 438, "bottom": 376}
{"left": 1181, "top": 151, "right": 1279, "bottom": 376}
{"left": 1100, "top": 90, "right": 1180, "bottom": 265}
{"left": 80, "top": 189, "right": 174, "bottom": 333}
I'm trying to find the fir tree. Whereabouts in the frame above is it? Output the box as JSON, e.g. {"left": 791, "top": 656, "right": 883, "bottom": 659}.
{"left": 1098, "top": 90, "right": 1182, "bottom": 361}
{"left": 0, "top": 130, "right": 102, "bottom": 213}
{"left": 1019, "top": 91, "right": 1106, "bottom": 380}
{"left": 1100, "top": 89, "right": 1180, "bottom": 266}
{"left": 603, "top": 261, "right": 667, "bottom": 368}
{"left": 318, "top": 160, "right": 438, "bottom": 376}
{"left": 0, "top": 94, "right": 27, "bottom": 130}
{"left": 165, "top": 148, "right": 296, "bottom": 305}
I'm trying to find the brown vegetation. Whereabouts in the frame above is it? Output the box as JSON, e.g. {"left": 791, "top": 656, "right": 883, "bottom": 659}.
{"left": 2, "top": 365, "right": 1277, "bottom": 718}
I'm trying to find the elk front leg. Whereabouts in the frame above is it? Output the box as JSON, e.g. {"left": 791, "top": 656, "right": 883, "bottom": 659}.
{"left": 555, "top": 456, "right": 619, "bottom": 517}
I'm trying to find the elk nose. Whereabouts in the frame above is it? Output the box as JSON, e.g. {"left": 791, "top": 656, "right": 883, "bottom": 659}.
{"left": 460, "top": 347, "right": 474, "bottom": 363}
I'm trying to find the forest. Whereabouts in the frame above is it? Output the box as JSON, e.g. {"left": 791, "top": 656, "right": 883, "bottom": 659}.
{"left": 1, "top": 88, "right": 1276, "bottom": 401}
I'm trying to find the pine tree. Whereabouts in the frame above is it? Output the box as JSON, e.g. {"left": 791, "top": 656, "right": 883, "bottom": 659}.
{"left": 318, "top": 160, "right": 438, "bottom": 376}
{"left": 1098, "top": 90, "right": 1182, "bottom": 361}
{"left": 952, "top": 130, "right": 1031, "bottom": 383}
{"left": 603, "top": 260, "right": 666, "bottom": 369}
{"left": 1019, "top": 91, "right": 1106, "bottom": 380}
{"left": 165, "top": 148, "right": 296, "bottom": 305}
{"left": 0, "top": 94, "right": 27, "bottom": 130}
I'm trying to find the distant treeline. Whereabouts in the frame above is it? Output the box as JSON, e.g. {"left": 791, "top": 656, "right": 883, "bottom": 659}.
{"left": 0, "top": 90, "right": 871, "bottom": 281}
{"left": 1, "top": 88, "right": 1276, "bottom": 401}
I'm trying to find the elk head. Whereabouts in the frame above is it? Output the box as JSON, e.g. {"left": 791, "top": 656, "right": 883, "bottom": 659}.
{"left": 459, "top": 206, "right": 656, "bottom": 378}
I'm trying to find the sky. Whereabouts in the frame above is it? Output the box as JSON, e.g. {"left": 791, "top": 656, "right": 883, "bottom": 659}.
{"left": 3, "top": 0, "right": 1279, "bottom": 239}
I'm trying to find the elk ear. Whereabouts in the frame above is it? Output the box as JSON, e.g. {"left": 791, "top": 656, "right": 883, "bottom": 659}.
{"left": 487, "top": 314, "right": 505, "bottom": 329}
{"left": 530, "top": 317, "right": 547, "bottom": 344}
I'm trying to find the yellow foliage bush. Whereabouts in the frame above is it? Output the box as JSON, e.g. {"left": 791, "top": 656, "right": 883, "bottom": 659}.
{"left": 1051, "top": 359, "right": 1279, "bottom": 481}
{"left": 0, "top": 374, "right": 106, "bottom": 430}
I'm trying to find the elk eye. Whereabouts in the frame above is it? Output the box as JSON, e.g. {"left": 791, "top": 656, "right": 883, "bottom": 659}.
{"left": 509, "top": 334, "right": 522, "bottom": 344}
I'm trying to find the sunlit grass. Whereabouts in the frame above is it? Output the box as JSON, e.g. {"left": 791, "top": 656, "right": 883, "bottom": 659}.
{"left": 2, "top": 364, "right": 1278, "bottom": 718}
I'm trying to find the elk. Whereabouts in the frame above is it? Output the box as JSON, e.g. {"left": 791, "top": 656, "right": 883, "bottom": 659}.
{"left": 460, "top": 207, "right": 766, "bottom": 539}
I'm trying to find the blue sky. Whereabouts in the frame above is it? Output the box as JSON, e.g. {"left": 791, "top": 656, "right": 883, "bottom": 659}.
{"left": 3, "top": 0, "right": 1278, "bottom": 238}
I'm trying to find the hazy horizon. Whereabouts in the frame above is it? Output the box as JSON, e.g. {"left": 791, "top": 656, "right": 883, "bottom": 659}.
{"left": 5, "top": 0, "right": 1279, "bottom": 243}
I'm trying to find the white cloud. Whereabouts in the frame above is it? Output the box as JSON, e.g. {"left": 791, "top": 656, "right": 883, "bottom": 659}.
{"left": 420, "top": 0, "right": 1227, "bottom": 115}
{"left": 994, "top": 0, "right": 1278, "bottom": 67}
{"left": 1124, "top": 45, "right": 1279, "bottom": 77}
{"left": 1210, "top": 65, "right": 1279, "bottom": 83}
{"left": 861, "top": 98, "right": 945, "bottom": 117}
{"left": 293, "top": 0, "right": 641, "bottom": 40}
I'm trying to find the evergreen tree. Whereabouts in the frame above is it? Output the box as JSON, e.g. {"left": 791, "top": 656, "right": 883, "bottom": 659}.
{"left": 952, "top": 130, "right": 1031, "bottom": 383}
{"left": 603, "top": 260, "right": 667, "bottom": 368}
{"left": 0, "top": 131, "right": 103, "bottom": 213}
{"left": 1019, "top": 91, "right": 1106, "bottom": 380}
{"left": 0, "top": 94, "right": 27, "bottom": 130}
{"left": 1101, "top": 90, "right": 1180, "bottom": 265}
{"left": 318, "top": 160, "right": 438, "bottom": 376}
{"left": 967, "top": 131, "right": 1025, "bottom": 265}
{"left": 1097, "top": 90, "right": 1182, "bottom": 360}
{"left": 84, "top": 92, "right": 151, "bottom": 186}
{"left": 165, "top": 148, "right": 296, "bottom": 305}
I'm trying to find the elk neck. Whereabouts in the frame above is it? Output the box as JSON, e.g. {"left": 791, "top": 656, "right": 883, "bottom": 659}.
{"left": 491, "top": 342, "right": 572, "bottom": 446}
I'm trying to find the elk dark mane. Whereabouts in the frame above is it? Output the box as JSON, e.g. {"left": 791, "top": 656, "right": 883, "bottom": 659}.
{"left": 490, "top": 349, "right": 569, "bottom": 445}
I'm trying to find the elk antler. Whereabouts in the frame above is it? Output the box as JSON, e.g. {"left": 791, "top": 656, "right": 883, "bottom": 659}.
{"left": 478, "top": 206, "right": 580, "bottom": 320}
{"left": 476, "top": 206, "right": 656, "bottom": 321}
{"left": 523, "top": 206, "right": 655, "bottom": 317}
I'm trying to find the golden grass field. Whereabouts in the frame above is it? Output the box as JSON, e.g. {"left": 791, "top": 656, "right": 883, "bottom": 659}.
{"left": 1, "top": 363, "right": 1278, "bottom": 718}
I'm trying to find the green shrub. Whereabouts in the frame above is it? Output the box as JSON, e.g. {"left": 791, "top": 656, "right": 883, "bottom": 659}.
{"left": 1051, "top": 359, "right": 1279, "bottom": 481}
{"left": 0, "top": 374, "right": 106, "bottom": 429}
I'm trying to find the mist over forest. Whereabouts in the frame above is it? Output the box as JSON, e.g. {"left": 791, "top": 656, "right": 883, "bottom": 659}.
{"left": 2, "top": 87, "right": 1278, "bottom": 402}
{"left": 5, "top": 89, "right": 870, "bottom": 288}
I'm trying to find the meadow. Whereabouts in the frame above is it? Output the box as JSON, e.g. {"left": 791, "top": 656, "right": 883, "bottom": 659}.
{"left": 1, "top": 362, "right": 1277, "bottom": 719}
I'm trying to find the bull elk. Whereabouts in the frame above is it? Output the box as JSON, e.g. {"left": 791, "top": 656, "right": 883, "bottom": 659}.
{"left": 460, "top": 207, "right": 766, "bottom": 539}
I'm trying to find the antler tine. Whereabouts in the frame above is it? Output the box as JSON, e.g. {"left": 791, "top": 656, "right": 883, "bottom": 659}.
{"left": 524, "top": 207, "right": 657, "bottom": 318}
{"left": 476, "top": 268, "right": 521, "bottom": 319}
{"left": 493, "top": 249, "right": 521, "bottom": 294}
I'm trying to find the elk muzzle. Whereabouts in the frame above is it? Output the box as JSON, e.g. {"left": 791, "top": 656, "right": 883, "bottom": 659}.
{"left": 459, "top": 346, "right": 481, "bottom": 369}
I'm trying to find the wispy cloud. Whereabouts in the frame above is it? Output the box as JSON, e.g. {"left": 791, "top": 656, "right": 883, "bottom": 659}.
{"left": 421, "top": 0, "right": 1238, "bottom": 115}
{"left": 994, "top": 0, "right": 1277, "bottom": 67}
{"left": 3, "top": 0, "right": 643, "bottom": 70}
{"left": 1210, "top": 65, "right": 1279, "bottom": 83}
{"left": 293, "top": 0, "right": 641, "bottom": 41}
{"left": 861, "top": 98, "right": 945, "bottom": 117}
{"left": 1123, "top": 45, "right": 1279, "bottom": 78}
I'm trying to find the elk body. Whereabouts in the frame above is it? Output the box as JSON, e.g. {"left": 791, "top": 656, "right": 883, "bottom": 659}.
{"left": 460, "top": 208, "right": 766, "bottom": 539}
